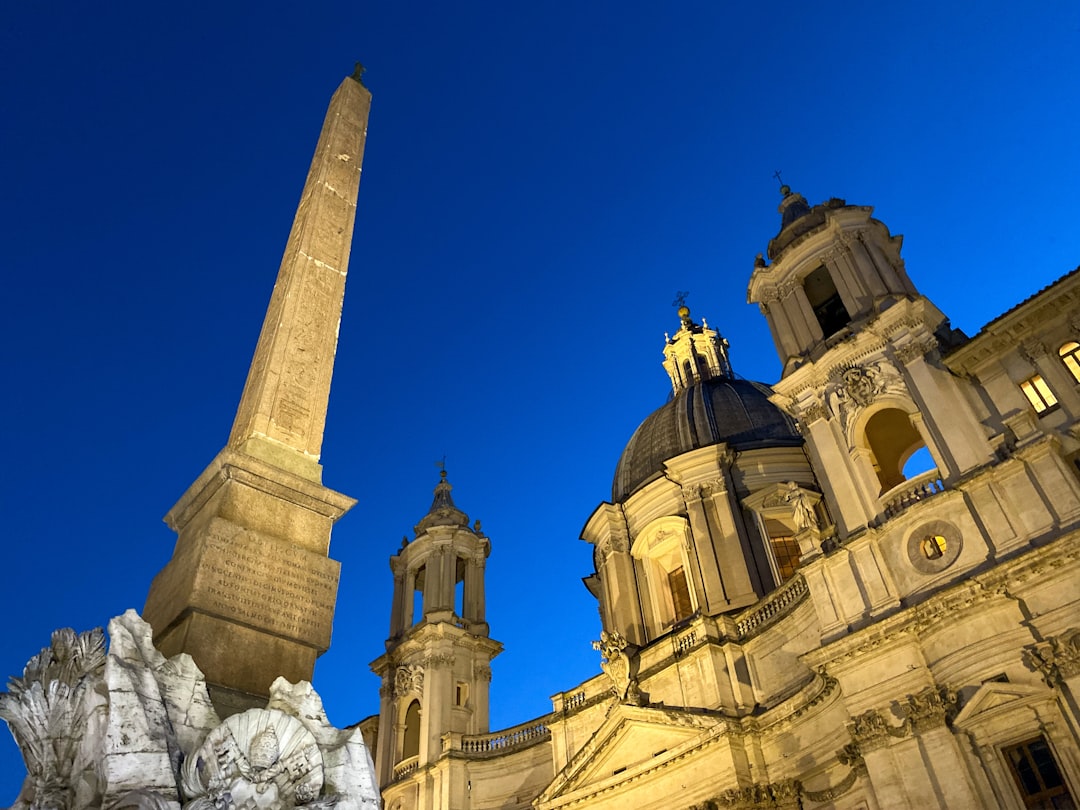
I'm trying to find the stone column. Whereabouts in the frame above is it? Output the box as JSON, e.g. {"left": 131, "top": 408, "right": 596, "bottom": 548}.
{"left": 901, "top": 348, "right": 995, "bottom": 476}
{"left": 389, "top": 569, "right": 405, "bottom": 638}
{"left": 782, "top": 284, "right": 821, "bottom": 353}
{"left": 804, "top": 415, "right": 874, "bottom": 535}
{"left": 759, "top": 294, "right": 798, "bottom": 366}
{"left": 683, "top": 484, "right": 726, "bottom": 614}
{"left": 848, "top": 710, "right": 914, "bottom": 809}
{"left": 701, "top": 466, "right": 758, "bottom": 611}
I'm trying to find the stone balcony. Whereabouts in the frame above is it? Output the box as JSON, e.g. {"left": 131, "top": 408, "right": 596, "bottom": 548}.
{"left": 879, "top": 468, "right": 944, "bottom": 520}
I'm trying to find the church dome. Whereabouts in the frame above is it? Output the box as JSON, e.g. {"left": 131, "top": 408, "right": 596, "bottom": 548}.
{"left": 612, "top": 378, "right": 802, "bottom": 502}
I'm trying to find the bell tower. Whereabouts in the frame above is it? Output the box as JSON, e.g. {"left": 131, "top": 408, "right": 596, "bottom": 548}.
{"left": 370, "top": 471, "right": 502, "bottom": 789}
{"left": 747, "top": 186, "right": 996, "bottom": 538}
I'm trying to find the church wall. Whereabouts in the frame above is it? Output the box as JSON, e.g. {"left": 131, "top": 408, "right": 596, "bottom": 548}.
{"left": 741, "top": 597, "right": 819, "bottom": 707}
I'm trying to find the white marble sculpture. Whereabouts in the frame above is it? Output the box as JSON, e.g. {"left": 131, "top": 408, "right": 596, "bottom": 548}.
{"left": 0, "top": 611, "right": 380, "bottom": 810}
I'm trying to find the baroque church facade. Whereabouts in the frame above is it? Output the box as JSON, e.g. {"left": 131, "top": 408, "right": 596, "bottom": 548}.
{"left": 5, "top": 75, "right": 1079, "bottom": 810}
{"left": 366, "top": 187, "right": 1080, "bottom": 810}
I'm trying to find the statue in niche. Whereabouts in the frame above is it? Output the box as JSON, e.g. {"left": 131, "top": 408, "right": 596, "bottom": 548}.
{"left": 784, "top": 482, "right": 818, "bottom": 531}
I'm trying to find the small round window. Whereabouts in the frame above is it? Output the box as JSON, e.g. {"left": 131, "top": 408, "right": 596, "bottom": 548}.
{"left": 906, "top": 521, "right": 961, "bottom": 573}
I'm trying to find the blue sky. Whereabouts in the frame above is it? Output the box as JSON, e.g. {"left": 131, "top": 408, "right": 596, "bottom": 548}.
{"left": 2, "top": 1, "right": 1078, "bottom": 798}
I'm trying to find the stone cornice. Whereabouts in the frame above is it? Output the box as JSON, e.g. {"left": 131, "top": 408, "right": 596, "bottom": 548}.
{"left": 945, "top": 268, "right": 1080, "bottom": 372}
{"left": 164, "top": 447, "right": 356, "bottom": 533}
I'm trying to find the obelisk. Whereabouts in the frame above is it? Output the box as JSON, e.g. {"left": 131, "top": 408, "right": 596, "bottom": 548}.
{"left": 144, "top": 70, "right": 370, "bottom": 713}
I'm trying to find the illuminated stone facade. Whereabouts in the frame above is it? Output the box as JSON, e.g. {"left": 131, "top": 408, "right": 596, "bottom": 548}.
{"left": 371, "top": 189, "right": 1080, "bottom": 810}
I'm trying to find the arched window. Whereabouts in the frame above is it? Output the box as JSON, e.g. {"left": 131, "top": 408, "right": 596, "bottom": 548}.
{"left": 411, "top": 566, "right": 425, "bottom": 625}
{"left": 454, "top": 556, "right": 466, "bottom": 619}
{"left": 1060, "top": 341, "right": 1080, "bottom": 383}
{"left": 630, "top": 518, "right": 697, "bottom": 635}
{"left": 401, "top": 700, "right": 421, "bottom": 760}
{"left": 804, "top": 265, "right": 850, "bottom": 338}
{"left": 864, "top": 408, "right": 928, "bottom": 493}
{"left": 683, "top": 360, "right": 695, "bottom": 385}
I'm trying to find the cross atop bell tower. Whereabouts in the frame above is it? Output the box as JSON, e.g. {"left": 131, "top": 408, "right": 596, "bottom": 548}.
{"left": 143, "top": 72, "right": 371, "bottom": 713}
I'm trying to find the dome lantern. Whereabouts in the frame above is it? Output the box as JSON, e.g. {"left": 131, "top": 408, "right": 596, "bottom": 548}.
{"left": 661, "top": 302, "right": 734, "bottom": 393}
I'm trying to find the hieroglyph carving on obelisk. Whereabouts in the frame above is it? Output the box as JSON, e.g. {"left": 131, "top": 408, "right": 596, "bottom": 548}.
{"left": 229, "top": 73, "right": 370, "bottom": 483}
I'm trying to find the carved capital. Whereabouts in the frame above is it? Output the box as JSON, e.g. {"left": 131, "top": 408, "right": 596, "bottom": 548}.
{"left": 703, "top": 778, "right": 803, "bottom": 809}
{"left": 1019, "top": 338, "right": 1049, "bottom": 364}
{"left": 847, "top": 709, "right": 903, "bottom": 751}
{"left": 1024, "top": 628, "right": 1080, "bottom": 687}
{"left": 799, "top": 401, "right": 827, "bottom": 425}
{"left": 475, "top": 664, "right": 493, "bottom": 682}
{"left": 895, "top": 338, "right": 937, "bottom": 365}
{"left": 597, "top": 533, "right": 628, "bottom": 559}
{"left": 900, "top": 685, "right": 958, "bottom": 732}
{"left": 777, "top": 279, "right": 799, "bottom": 299}
{"left": 424, "top": 653, "right": 455, "bottom": 668}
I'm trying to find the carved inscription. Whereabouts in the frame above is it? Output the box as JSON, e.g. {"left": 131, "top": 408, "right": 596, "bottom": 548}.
{"left": 196, "top": 535, "right": 339, "bottom": 648}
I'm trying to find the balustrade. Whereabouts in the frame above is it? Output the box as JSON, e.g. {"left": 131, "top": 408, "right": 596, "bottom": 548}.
{"left": 880, "top": 469, "right": 944, "bottom": 518}
{"left": 736, "top": 575, "right": 808, "bottom": 638}
{"left": 392, "top": 755, "right": 419, "bottom": 780}
{"left": 458, "top": 717, "right": 551, "bottom": 755}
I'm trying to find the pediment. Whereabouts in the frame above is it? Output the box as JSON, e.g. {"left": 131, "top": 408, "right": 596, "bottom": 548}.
{"left": 538, "top": 704, "right": 726, "bottom": 804}
{"left": 953, "top": 682, "right": 1051, "bottom": 729}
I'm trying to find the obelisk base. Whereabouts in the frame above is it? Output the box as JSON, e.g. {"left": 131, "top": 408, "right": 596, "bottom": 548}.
{"left": 144, "top": 448, "right": 355, "bottom": 702}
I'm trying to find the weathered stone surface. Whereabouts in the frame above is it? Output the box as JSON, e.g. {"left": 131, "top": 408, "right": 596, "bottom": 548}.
{"left": 227, "top": 75, "right": 371, "bottom": 482}
{"left": 143, "top": 73, "right": 368, "bottom": 701}
{"left": 1, "top": 611, "right": 379, "bottom": 810}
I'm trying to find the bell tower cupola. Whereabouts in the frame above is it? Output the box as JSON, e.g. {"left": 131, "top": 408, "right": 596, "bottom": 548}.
{"left": 748, "top": 185, "right": 919, "bottom": 376}
{"left": 662, "top": 300, "right": 734, "bottom": 393}
{"left": 369, "top": 471, "right": 502, "bottom": 789}
{"left": 747, "top": 187, "right": 996, "bottom": 539}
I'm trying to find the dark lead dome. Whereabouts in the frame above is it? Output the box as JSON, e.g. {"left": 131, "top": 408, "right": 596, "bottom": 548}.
{"left": 613, "top": 378, "right": 802, "bottom": 501}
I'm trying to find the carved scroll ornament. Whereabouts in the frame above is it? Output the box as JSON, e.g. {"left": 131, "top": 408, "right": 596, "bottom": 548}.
{"left": 393, "top": 663, "right": 424, "bottom": 698}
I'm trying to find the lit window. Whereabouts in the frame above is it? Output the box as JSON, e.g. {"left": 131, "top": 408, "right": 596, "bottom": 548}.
{"left": 1003, "top": 737, "right": 1075, "bottom": 808}
{"left": 667, "top": 566, "right": 694, "bottom": 622}
{"left": 920, "top": 535, "right": 947, "bottom": 559}
{"left": 1019, "top": 375, "right": 1058, "bottom": 414}
{"left": 1060, "top": 341, "right": 1080, "bottom": 383}
{"left": 770, "top": 535, "right": 801, "bottom": 582}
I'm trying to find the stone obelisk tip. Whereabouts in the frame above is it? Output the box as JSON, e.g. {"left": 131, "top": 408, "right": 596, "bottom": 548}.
{"left": 226, "top": 74, "right": 372, "bottom": 482}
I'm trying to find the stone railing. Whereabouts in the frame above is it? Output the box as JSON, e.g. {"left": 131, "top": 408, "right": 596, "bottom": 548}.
{"left": 551, "top": 672, "right": 613, "bottom": 715}
{"left": 880, "top": 469, "right": 944, "bottom": 519}
{"left": 392, "top": 755, "right": 419, "bottom": 781}
{"left": 673, "top": 628, "right": 698, "bottom": 657}
{"left": 564, "top": 690, "right": 587, "bottom": 710}
{"left": 458, "top": 717, "right": 551, "bottom": 756}
{"left": 735, "top": 575, "right": 808, "bottom": 639}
